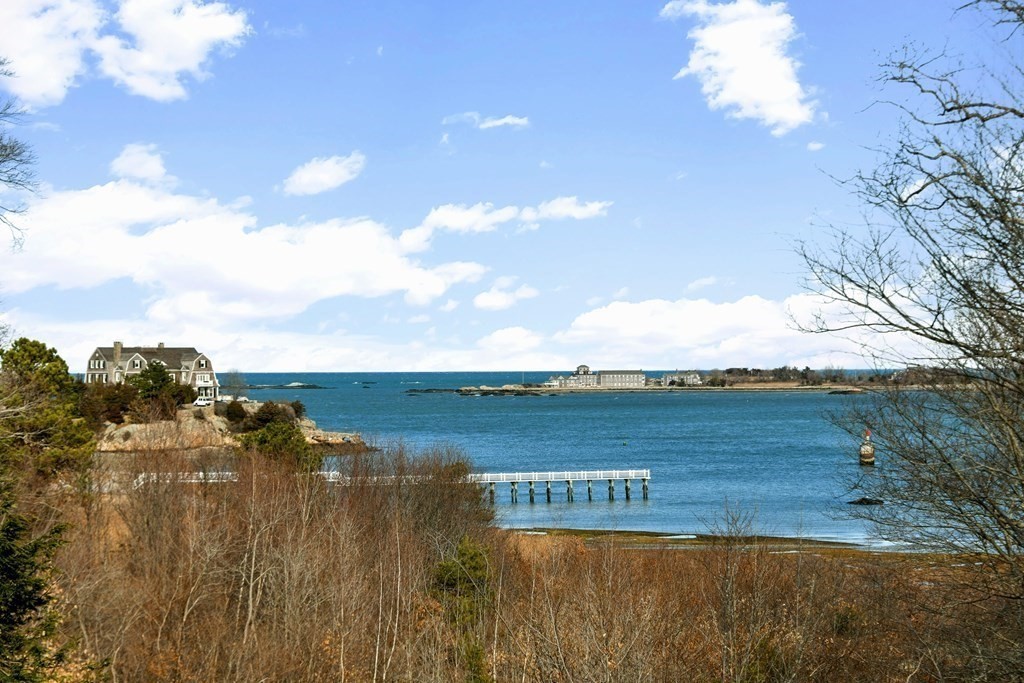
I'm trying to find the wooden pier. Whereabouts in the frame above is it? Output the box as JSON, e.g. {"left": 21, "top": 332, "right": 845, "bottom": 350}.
{"left": 467, "top": 469, "right": 650, "bottom": 503}
{"left": 133, "top": 468, "right": 652, "bottom": 503}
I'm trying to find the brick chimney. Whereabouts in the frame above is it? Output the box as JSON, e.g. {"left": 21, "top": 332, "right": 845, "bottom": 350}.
{"left": 158, "top": 342, "right": 165, "bottom": 349}
{"left": 113, "top": 341, "right": 122, "bottom": 366}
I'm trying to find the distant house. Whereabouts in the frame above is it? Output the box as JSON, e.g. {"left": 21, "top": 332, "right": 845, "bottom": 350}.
{"left": 663, "top": 371, "right": 703, "bottom": 386}
{"left": 85, "top": 341, "right": 220, "bottom": 399}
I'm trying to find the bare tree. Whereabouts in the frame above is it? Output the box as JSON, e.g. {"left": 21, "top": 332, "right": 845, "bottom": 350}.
{"left": 798, "top": 3, "right": 1024, "bottom": 677}
{"left": 221, "top": 370, "right": 248, "bottom": 401}
{"left": 0, "top": 58, "right": 35, "bottom": 248}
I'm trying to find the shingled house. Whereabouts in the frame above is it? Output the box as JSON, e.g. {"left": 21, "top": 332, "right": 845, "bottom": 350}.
{"left": 84, "top": 341, "right": 220, "bottom": 400}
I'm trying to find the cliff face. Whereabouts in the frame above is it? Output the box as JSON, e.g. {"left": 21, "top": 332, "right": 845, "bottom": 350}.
{"left": 96, "top": 405, "right": 367, "bottom": 454}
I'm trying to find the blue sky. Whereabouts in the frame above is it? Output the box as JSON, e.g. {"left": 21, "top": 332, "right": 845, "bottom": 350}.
{"left": 0, "top": 0, "right": 997, "bottom": 372}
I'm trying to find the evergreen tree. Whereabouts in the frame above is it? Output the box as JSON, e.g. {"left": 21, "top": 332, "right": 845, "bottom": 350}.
{"left": 0, "top": 474, "right": 65, "bottom": 681}
{"left": 0, "top": 338, "right": 93, "bottom": 476}
{"left": 128, "top": 362, "right": 173, "bottom": 400}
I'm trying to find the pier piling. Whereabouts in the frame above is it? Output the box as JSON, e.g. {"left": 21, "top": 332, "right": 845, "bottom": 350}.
{"left": 457, "top": 470, "right": 650, "bottom": 505}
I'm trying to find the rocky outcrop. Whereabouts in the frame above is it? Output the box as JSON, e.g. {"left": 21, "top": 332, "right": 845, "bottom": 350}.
{"left": 96, "top": 407, "right": 235, "bottom": 453}
{"left": 297, "top": 417, "right": 369, "bottom": 454}
{"left": 96, "top": 405, "right": 368, "bottom": 455}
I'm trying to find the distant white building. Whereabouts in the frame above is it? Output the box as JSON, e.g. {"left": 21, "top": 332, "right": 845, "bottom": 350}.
{"left": 553, "top": 364, "right": 599, "bottom": 388}
{"left": 597, "top": 369, "right": 646, "bottom": 388}
{"left": 547, "top": 365, "right": 646, "bottom": 389}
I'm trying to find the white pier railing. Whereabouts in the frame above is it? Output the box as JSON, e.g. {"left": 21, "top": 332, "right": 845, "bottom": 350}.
{"left": 130, "top": 468, "right": 652, "bottom": 503}
{"left": 466, "top": 469, "right": 650, "bottom": 483}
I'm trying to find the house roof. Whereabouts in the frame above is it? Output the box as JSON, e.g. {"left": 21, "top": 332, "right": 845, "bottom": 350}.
{"left": 95, "top": 346, "right": 205, "bottom": 369}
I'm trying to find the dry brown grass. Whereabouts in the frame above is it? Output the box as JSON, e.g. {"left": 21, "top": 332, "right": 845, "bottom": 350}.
{"left": 46, "top": 450, "right": 1020, "bottom": 681}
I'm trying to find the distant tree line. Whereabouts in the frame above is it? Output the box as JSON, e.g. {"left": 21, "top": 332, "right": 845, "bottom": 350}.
{"left": 691, "top": 366, "right": 891, "bottom": 387}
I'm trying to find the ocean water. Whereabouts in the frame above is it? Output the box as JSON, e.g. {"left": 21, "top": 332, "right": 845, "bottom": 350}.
{"left": 244, "top": 372, "right": 876, "bottom": 544}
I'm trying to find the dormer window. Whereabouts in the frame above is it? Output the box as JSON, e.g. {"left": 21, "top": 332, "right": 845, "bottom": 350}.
{"left": 199, "top": 359, "right": 207, "bottom": 368}
{"left": 132, "top": 359, "right": 141, "bottom": 369}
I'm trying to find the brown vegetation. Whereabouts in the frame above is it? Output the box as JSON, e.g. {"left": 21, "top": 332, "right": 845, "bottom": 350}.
{"left": 39, "top": 446, "right": 1011, "bottom": 681}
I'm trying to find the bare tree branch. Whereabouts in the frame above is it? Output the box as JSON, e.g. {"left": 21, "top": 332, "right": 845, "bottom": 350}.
{"left": 0, "top": 57, "right": 36, "bottom": 249}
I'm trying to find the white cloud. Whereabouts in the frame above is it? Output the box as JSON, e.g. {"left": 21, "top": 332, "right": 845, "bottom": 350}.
{"left": 554, "top": 294, "right": 871, "bottom": 368}
{"left": 263, "top": 21, "right": 305, "bottom": 39}
{"left": 519, "top": 196, "right": 612, "bottom": 223}
{"left": 900, "top": 177, "right": 928, "bottom": 203}
{"left": 807, "top": 141, "right": 825, "bottom": 151}
{"left": 686, "top": 275, "right": 719, "bottom": 292}
{"left": 0, "top": 0, "right": 251, "bottom": 108}
{"left": 659, "top": 1, "right": 690, "bottom": 19}
{"left": 0, "top": 0, "right": 104, "bottom": 108}
{"left": 439, "top": 299, "right": 459, "bottom": 312}
{"left": 479, "top": 114, "right": 529, "bottom": 129}
{"left": 473, "top": 278, "right": 539, "bottom": 311}
{"left": 442, "top": 111, "right": 530, "bottom": 130}
{"left": 400, "top": 202, "right": 518, "bottom": 252}
{"left": 539, "top": 160, "right": 553, "bottom": 169}
{"left": 612, "top": 287, "right": 630, "bottom": 300}
{"left": 283, "top": 152, "right": 367, "bottom": 196}
{"left": 407, "top": 314, "right": 430, "bottom": 324}
{"left": 377, "top": 45, "right": 384, "bottom": 56}
{"left": 0, "top": 150, "right": 487, "bottom": 328}
{"left": 2, "top": 303, "right": 581, "bottom": 372}
{"left": 110, "top": 143, "right": 176, "bottom": 186}
{"left": 477, "top": 326, "right": 543, "bottom": 354}
{"left": 662, "top": 0, "right": 818, "bottom": 136}
{"left": 439, "top": 132, "right": 455, "bottom": 155}
{"left": 400, "top": 196, "right": 610, "bottom": 252}
{"left": 92, "top": 0, "right": 250, "bottom": 101}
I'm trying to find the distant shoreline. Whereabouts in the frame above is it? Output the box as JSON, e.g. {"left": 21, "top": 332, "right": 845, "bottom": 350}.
{"left": 508, "top": 527, "right": 901, "bottom": 553}
{"left": 406, "top": 383, "right": 868, "bottom": 396}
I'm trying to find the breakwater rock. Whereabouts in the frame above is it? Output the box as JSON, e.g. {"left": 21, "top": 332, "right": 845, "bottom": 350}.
{"left": 247, "top": 381, "right": 329, "bottom": 390}
{"left": 405, "top": 385, "right": 547, "bottom": 396}
{"left": 457, "top": 385, "right": 547, "bottom": 396}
